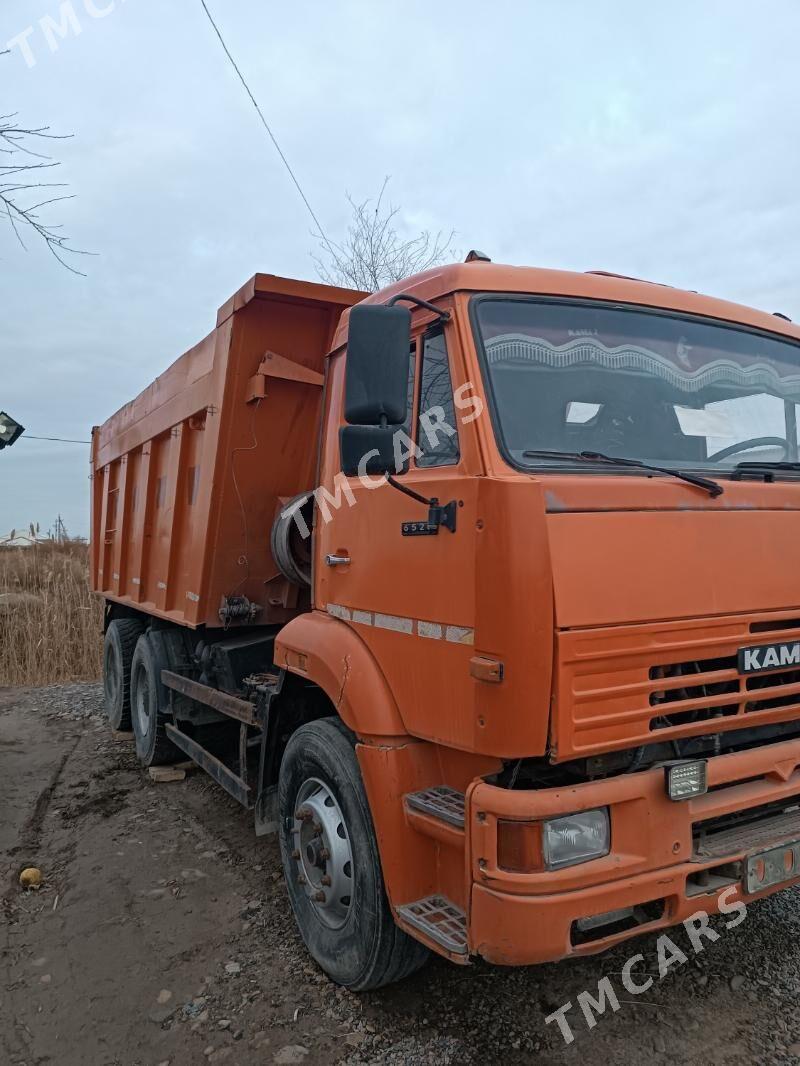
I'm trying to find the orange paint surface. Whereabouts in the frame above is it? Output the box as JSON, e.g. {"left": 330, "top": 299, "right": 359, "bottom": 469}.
{"left": 93, "top": 261, "right": 800, "bottom": 967}
{"left": 91, "top": 274, "right": 363, "bottom": 628}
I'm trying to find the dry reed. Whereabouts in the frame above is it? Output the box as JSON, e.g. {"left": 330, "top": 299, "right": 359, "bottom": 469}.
{"left": 0, "top": 540, "right": 103, "bottom": 686}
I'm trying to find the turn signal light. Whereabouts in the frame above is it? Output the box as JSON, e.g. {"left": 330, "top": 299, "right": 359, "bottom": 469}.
{"left": 497, "top": 819, "right": 543, "bottom": 872}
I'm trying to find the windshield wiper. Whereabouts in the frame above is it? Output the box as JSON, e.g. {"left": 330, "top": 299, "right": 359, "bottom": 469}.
{"left": 733, "top": 460, "right": 800, "bottom": 471}
{"left": 731, "top": 460, "right": 800, "bottom": 481}
{"left": 521, "top": 449, "right": 723, "bottom": 498}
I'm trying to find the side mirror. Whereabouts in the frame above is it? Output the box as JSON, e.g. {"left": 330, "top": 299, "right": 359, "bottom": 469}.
{"left": 340, "top": 424, "right": 398, "bottom": 477}
{"left": 344, "top": 305, "right": 411, "bottom": 426}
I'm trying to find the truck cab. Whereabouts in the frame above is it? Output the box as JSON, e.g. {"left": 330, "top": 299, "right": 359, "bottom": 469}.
{"left": 95, "top": 260, "right": 800, "bottom": 987}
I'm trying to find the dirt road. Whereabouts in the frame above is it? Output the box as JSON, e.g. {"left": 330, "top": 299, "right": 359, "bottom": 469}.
{"left": 2, "top": 684, "right": 799, "bottom": 1065}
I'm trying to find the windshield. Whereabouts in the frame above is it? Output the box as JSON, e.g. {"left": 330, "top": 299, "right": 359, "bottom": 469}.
{"left": 474, "top": 297, "right": 800, "bottom": 472}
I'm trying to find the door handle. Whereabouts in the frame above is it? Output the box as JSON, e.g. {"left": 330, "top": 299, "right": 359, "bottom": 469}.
{"left": 325, "top": 554, "right": 351, "bottom": 567}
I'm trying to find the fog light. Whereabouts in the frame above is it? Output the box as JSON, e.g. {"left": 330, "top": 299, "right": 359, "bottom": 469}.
{"left": 665, "top": 760, "right": 707, "bottom": 801}
{"left": 542, "top": 808, "right": 610, "bottom": 870}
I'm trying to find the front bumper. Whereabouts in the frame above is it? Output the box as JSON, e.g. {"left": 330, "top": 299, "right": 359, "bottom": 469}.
{"left": 467, "top": 733, "right": 800, "bottom": 964}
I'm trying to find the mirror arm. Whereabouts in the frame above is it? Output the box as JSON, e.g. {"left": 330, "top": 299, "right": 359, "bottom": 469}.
{"left": 386, "top": 474, "right": 432, "bottom": 506}
{"left": 387, "top": 293, "right": 450, "bottom": 322}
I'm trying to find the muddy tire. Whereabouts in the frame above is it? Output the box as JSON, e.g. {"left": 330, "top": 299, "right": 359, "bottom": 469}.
{"left": 103, "top": 618, "right": 145, "bottom": 731}
{"left": 278, "top": 717, "right": 429, "bottom": 990}
{"left": 130, "top": 633, "right": 179, "bottom": 767}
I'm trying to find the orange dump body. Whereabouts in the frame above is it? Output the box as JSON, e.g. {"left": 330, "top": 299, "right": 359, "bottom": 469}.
{"left": 90, "top": 274, "right": 363, "bottom": 628}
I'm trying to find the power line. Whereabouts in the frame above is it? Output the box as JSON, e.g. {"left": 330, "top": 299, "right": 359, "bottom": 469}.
{"left": 23, "top": 435, "right": 90, "bottom": 444}
{"left": 197, "top": 0, "right": 338, "bottom": 261}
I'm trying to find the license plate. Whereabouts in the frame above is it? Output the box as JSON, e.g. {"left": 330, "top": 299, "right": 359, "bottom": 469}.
{"left": 744, "top": 839, "right": 800, "bottom": 894}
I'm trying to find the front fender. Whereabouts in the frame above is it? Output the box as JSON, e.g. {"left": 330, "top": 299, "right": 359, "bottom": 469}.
{"left": 274, "top": 610, "right": 406, "bottom": 737}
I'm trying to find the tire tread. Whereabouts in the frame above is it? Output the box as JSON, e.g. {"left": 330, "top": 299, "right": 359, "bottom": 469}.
{"left": 279, "top": 716, "right": 429, "bottom": 991}
{"left": 130, "top": 633, "right": 179, "bottom": 766}
{"left": 104, "top": 618, "right": 145, "bottom": 730}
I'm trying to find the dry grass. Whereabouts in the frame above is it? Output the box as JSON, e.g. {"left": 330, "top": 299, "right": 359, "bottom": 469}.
{"left": 0, "top": 540, "right": 103, "bottom": 686}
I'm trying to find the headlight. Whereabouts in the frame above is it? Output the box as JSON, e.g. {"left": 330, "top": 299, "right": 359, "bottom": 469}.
{"left": 542, "top": 808, "right": 610, "bottom": 869}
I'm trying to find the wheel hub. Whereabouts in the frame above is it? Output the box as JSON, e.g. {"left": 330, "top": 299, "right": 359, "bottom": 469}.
{"left": 291, "top": 778, "right": 353, "bottom": 929}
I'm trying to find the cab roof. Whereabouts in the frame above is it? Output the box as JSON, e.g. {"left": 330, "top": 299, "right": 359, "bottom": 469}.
{"left": 331, "top": 261, "right": 800, "bottom": 350}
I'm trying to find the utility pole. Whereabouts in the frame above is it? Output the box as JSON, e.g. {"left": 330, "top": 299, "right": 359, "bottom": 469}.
{"left": 53, "top": 515, "right": 67, "bottom": 544}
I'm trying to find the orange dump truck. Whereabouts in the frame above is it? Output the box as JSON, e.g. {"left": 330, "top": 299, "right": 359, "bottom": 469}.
{"left": 92, "top": 258, "right": 800, "bottom": 988}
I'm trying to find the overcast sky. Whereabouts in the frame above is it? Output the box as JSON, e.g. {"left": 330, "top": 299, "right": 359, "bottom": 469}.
{"left": 2, "top": 0, "right": 799, "bottom": 536}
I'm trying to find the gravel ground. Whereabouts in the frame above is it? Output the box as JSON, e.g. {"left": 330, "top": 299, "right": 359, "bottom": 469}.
{"left": 2, "top": 682, "right": 800, "bottom": 1064}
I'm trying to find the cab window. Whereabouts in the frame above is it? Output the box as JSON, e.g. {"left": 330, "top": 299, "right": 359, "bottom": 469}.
{"left": 416, "top": 330, "right": 460, "bottom": 467}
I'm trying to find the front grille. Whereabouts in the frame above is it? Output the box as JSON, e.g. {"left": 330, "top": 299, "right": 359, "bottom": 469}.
{"left": 559, "top": 610, "right": 800, "bottom": 759}
{"left": 648, "top": 629, "right": 800, "bottom": 729}
{"left": 746, "top": 668, "right": 800, "bottom": 712}
{"left": 751, "top": 617, "right": 800, "bottom": 634}
{"left": 649, "top": 658, "right": 739, "bottom": 730}
{"left": 651, "top": 703, "right": 739, "bottom": 729}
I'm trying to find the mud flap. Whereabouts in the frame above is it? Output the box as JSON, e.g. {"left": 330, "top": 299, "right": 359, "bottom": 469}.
{"left": 255, "top": 785, "right": 279, "bottom": 836}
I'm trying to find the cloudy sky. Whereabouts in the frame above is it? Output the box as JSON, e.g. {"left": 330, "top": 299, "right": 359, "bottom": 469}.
{"left": 2, "top": 0, "right": 799, "bottom": 536}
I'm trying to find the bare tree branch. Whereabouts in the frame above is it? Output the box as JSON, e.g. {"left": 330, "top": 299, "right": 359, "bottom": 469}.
{"left": 313, "top": 177, "right": 455, "bottom": 292}
{"left": 1, "top": 67, "right": 88, "bottom": 274}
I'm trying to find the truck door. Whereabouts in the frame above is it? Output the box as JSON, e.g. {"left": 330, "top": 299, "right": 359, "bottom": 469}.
{"left": 314, "top": 312, "right": 484, "bottom": 749}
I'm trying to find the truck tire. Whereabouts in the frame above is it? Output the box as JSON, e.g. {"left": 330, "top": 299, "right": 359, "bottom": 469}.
{"left": 130, "top": 633, "right": 179, "bottom": 766}
{"left": 103, "top": 618, "right": 145, "bottom": 731}
{"left": 278, "top": 717, "right": 429, "bottom": 990}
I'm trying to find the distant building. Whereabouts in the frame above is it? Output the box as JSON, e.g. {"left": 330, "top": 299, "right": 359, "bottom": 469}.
{"left": 0, "top": 528, "right": 41, "bottom": 548}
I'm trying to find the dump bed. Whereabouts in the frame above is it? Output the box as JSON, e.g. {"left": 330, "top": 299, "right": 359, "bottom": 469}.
{"left": 90, "top": 274, "right": 364, "bottom": 629}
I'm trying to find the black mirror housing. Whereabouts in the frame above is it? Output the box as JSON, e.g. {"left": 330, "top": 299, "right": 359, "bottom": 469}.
{"left": 340, "top": 424, "right": 399, "bottom": 477}
{"left": 345, "top": 305, "right": 411, "bottom": 425}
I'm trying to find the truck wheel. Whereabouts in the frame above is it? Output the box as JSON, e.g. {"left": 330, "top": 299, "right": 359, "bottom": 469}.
{"left": 278, "top": 717, "right": 429, "bottom": 990}
{"left": 130, "top": 633, "right": 179, "bottom": 766}
{"left": 103, "top": 618, "right": 144, "bottom": 731}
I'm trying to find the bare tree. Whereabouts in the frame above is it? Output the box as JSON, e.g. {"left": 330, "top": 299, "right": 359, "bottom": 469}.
{"left": 1, "top": 55, "right": 85, "bottom": 273}
{"left": 313, "top": 177, "right": 455, "bottom": 292}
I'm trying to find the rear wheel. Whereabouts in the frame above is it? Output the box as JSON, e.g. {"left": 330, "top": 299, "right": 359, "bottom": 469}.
{"left": 130, "top": 633, "right": 179, "bottom": 766}
{"left": 103, "top": 618, "right": 145, "bottom": 730}
{"left": 278, "top": 717, "right": 429, "bottom": 990}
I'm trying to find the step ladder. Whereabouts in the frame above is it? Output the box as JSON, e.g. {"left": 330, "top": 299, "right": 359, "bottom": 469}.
{"left": 399, "top": 785, "right": 468, "bottom": 954}
{"left": 396, "top": 895, "right": 467, "bottom": 955}
{"left": 405, "top": 785, "right": 465, "bottom": 827}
